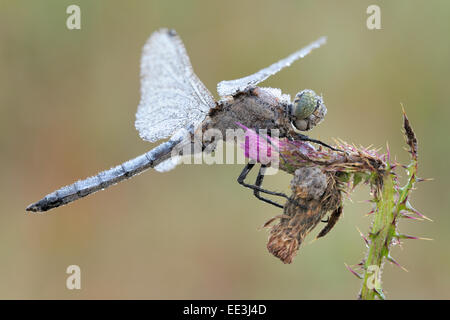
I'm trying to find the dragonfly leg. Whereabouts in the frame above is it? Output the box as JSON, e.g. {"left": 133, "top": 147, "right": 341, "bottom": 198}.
{"left": 237, "top": 163, "right": 288, "bottom": 209}
{"left": 294, "top": 133, "right": 342, "bottom": 152}
{"left": 253, "top": 165, "right": 287, "bottom": 208}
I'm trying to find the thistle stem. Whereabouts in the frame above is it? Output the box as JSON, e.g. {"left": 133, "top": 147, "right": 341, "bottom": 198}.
{"left": 359, "top": 110, "right": 420, "bottom": 300}
{"left": 359, "top": 167, "right": 396, "bottom": 300}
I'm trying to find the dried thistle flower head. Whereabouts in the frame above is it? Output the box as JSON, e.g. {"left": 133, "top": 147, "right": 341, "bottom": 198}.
{"left": 267, "top": 167, "right": 341, "bottom": 263}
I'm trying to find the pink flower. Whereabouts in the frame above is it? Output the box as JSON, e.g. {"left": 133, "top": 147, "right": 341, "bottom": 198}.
{"left": 236, "top": 123, "right": 280, "bottom": 164}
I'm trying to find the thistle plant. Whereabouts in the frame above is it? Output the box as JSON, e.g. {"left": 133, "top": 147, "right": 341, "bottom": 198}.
{"left": 354, "top": 110, "right": 431, "bottom": 300}
{"left": 239, "top": 109, "right": 428, "bottom": 299}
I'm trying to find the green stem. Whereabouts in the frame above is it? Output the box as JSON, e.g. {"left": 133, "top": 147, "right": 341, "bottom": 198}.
{"left": 357, "top": 111, "right": 419, "bottom": 299}
{"left": 359, "top": 167, "right": 396, "bottom": 300}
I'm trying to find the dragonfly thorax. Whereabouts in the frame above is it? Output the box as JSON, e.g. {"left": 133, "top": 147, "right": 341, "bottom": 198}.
{"left": 203, "top": 87, "right": 293, "bottom": 138}
{"left": 289, "top": 89, "right": 327, "bottom": 132}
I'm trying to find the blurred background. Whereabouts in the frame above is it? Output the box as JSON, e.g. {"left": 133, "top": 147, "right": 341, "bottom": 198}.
{"left": 1, "top": 0, "right": 449, "bottom": 299}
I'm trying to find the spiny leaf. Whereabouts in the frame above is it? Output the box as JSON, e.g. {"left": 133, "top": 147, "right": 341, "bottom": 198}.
{"left": 387, "top": 255, "right": 408, "bottom": 272}
{"left": 345, "top": 263, "right": 363, "bottom": 279}
{"left": 397, "top": 234, "right": 433, "bottom": 241}
{"left": 356, "top": 226, "right": 370, "bottom": 248}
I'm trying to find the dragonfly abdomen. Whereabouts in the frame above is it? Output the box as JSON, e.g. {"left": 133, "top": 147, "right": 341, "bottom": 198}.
{"left": 26, "top": 135, "right": 184, "bottom": 212}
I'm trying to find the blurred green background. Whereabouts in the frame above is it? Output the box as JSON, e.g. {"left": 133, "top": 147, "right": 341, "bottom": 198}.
{"left": 1, "top": 0, "right": 449, "bottom": 299}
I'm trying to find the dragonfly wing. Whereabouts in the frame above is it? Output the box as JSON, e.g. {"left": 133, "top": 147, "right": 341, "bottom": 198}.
{"left": 217, "top": 37, "right": 327, "bottom": 98}
{"left": 136, "top": 29, "right": 216, "bottom": 142}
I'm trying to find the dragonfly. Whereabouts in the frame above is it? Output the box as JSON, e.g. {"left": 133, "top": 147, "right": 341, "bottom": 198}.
{"left": 26, "top": 28, "right": 334, "bottom": 212}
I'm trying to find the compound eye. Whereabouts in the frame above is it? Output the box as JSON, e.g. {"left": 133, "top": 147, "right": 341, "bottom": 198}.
{"left": 291, "top": 89, "right": 319, "bottom": 120}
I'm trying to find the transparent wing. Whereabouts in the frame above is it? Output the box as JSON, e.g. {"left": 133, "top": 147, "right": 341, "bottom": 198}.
{"left": 217, "top": 37, "right": 327, "bottom": 97}
{"left": 136, "top": 29, "right": 216, "bottom": 142}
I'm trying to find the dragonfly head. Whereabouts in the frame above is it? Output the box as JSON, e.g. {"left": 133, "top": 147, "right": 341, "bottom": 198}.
{"left": 289, "top": 89, "right": 327, "bottom": 132}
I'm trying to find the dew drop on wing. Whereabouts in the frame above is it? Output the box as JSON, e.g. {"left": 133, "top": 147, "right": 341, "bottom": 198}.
{"left": 216, "top": 36, "right": 327, "bottom": 97}
{"left": 135, "top": 28, "right": 216, "bottom": 144}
